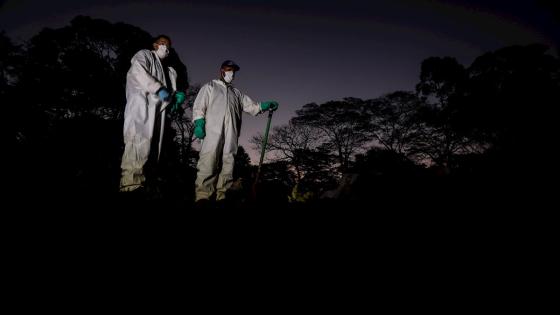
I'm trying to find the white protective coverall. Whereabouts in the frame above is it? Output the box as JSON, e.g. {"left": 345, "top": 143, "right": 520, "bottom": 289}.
{"left": 193, "top": 79, "right": 263, "bottom": 201}
{"left": 120, "top": 49, "right": 177, "bottom": 192}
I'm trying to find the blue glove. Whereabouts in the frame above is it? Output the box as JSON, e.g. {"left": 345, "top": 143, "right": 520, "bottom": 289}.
{"left": 194, "top": 118, "right": 205, "bottom": 139}
{"left": 260, "top": 101, "right": 279, "bottom": 111}
{"left": 157, "top": 88, "right": 171, "bottom": 102}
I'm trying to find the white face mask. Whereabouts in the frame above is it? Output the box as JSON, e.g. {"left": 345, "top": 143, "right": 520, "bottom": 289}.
{"left": 156, "top": 44, "right": 169, "bottom": 59}
{"left": 223, "top": 71, "right": 234, "bottom": 83}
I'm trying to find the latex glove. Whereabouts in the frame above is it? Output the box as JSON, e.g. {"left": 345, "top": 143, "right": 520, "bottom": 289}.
{"left": 260, "top": 101, "right": 279, "bottom": 111}
{"left": 194, "top": 118, "right": 206, "bottom": 139}
{"left": 157, "top": 87, "right": 171, "bottom": 102}
{"left": 171, "top": 91, "right": 186, "bottom": 113}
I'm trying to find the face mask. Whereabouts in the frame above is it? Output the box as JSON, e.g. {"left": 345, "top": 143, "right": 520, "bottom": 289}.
{"left": 156, "top": 44, "right": 169, "bottom": 59}
{"left": 223, "top": 71, "right": 234, "bottom": 83}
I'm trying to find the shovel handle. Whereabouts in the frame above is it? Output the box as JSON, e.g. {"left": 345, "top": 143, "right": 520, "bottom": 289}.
{"left": 255, "top": 110, "right": 274, "bottom": 185}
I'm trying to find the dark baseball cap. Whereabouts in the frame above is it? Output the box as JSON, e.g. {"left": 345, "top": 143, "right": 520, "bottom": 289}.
{"left": 221, "top": 60, "right": 240, "bottom": 71}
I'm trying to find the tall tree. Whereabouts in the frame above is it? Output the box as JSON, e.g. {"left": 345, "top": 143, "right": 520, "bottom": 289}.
{"left": 21, "top": 15, "right": 154, "bottom": 119}
{"left": 365, "top": 91, "right": 426, "bottom": 160}
{"left": 415, "top": 56, "right": 480, "bottom": 168}
{"left": 251, "top": 120, "right": 325, "bottom": 181}
{"left": 292, "top": 97, "right": 370, "bottom": 171}
{"left": 467, "top": 44, "right": 560, "bottom": 175}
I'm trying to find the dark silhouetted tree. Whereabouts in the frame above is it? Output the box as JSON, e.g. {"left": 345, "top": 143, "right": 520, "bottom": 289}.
{"left": 20, "top": 15, "right": 153, "bottom": 119}
{"left": 251, "top": 120, "right": 324, "bottom": 181}
{"left": 251, "top": 119, "right": 338, "bottom": 200}
{"left": 292, "top": 97, "right": 370, "bottom": 172}
{"left": 415, "top": 56, "right": 481, "bottom": 169}
{"left": 364, "top": 91, "right": 426, "bottom": 161}
{"left": 466, "top": 44, "right": 560, "bottom": 177}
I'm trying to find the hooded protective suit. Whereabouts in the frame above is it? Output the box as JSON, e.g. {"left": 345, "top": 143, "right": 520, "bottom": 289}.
{"left": 120, "top": 49, "right": 177, "bottom": 192}
{"left": 193, "top": 79, "right": 262, "bottom": 201}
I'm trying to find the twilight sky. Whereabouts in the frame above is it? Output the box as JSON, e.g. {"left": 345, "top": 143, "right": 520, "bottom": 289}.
{"left": 1, "top": 0, "right": 558, "bottom": 162}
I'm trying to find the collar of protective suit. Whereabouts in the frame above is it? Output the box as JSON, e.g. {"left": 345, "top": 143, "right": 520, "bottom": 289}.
{"left": 214, "top": 79, "right": 233, "bottom": 88}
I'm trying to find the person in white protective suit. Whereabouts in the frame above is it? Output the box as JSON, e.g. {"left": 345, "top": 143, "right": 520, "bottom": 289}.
{"left": 192, "top": 60, "right": 279, "bottom": 204}
{"left": 120, "top": 35, "right": 186, "bottom": 193}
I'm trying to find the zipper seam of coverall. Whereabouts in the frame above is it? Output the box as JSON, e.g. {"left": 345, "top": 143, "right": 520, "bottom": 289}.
{"left": 152, "top": 51, "right": 166, "bottom": 162}
{"left": 223, "top": 83, "right": 230, "bottom": 168}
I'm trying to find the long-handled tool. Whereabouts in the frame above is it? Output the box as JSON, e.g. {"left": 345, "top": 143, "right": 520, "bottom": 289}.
{"left": 250, "top": 110, "right": 274, "bottom": 201}
{"left": 157, "top": 91, "right": 176, "bottom": 117}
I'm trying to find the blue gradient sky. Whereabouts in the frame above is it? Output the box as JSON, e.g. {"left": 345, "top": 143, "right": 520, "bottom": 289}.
{"left": 1, "top": 0, "right": 557, "bottom": 162}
